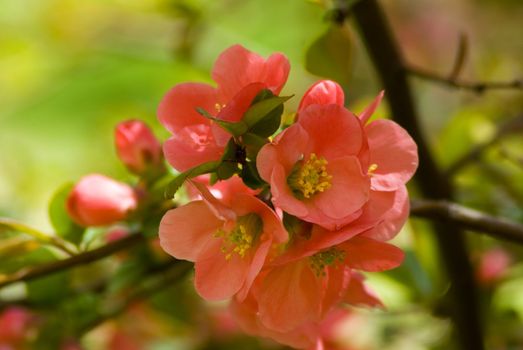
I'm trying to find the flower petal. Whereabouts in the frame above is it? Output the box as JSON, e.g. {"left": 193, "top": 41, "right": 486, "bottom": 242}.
{"left": 212, "top": 45, "right": 290, "bottom": 101}
{"left": 314, "top": 156, "right": 370, "bottom": 220}
{"left": 359, "top": 90, "right": 384, "bottom": 125}
{"left": 339, "top": 236, "right": 404, "bottom": 272}
{"left": 297, "top": 80, "right": 344, "bottom": 113}
{"left": 158, "top": 83, "right": 217, "bottom": 133}
{"left": 298, "top": 104, "right": 363, "bottom": 160}
{"left": 344, "top": 272, "right": 384, "bottom": 307}
{"left": 362, "top": 185, "right": 409, "bottom": 241}
{"left": 159, "top": 200, "right": 222, "bottom": 261}
{"left": 258, "top": 260, "right": 321, "bottom": 332}
{"left": 195, "top": 238, "right": 250, "bottom": 301}
{"left": 163, "top": 125, "right": 223, "bottom": 172}
{"left": 366, "top": 119, "right": 418, "bottom": 191}
{"left": 271, "top": 164, "right": 309, "bottom": 218}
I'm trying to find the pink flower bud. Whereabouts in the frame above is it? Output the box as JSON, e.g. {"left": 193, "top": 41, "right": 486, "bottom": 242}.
{"left": 0, "top": 307, "right": 33, "bottom": 343}
{"left": 66, "top": 174, "right": 138, "bottom": 227}
{"left": 476, "top": 248, "right": 511, "bottom": 285}
{"left": 297, "top": 80, "right": 345, "bottom": 113}
{"left": 114, "top": 120, "right": 163, "bottom": 175}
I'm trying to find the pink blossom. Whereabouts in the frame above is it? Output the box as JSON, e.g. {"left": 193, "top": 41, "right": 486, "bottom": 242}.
{"left": 159, "top": 45, "right": 290, "bottom": 172}
{"left": 114, "top": 120, "right": 163, "bottom": 175}
{"left": 186, "top": 174, "right": 259, "bottom": 206}
{"left": 0, "top": 307, "right": 33, "bottom": 347}
{"left": 257, "top": 93, "right": 417, "bottom": 231}
{"left": 159, "top": 183, "right": 287, "bottom": 301}
{"left": 476, "top": 248, "right": 512, "bottom": 285}
{"left": 66, "top": 174, "right": 137, "bottom": 227}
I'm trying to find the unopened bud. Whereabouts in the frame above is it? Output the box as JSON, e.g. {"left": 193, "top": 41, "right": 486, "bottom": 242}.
{"left": 66, "top": 174, "right": 137, "bottom": 227}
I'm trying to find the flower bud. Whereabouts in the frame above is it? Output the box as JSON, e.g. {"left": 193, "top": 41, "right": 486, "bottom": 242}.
{"left": 297, "top": 80, "right": 344, "bottom": 114}
{"left": 66, "top": 174, "right": 137, "bottom": 227}
{"left": 114, "top": 120, "right": 163, "bottom": 175}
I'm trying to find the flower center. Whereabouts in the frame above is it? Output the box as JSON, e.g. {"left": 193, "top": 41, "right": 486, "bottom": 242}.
{"left": 287, "top": 153, "right": 332, "bottom": 199}
{"left": 309, "top": 248, "right": 346, "bottom": 277}
{"left": 215, "top": 213, "right": 263, "bottom": 260}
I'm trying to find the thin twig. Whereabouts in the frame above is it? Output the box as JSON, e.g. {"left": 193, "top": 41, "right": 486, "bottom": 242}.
{"left": 0, "top": 233, "right": 145, "bottom": 289}
{"left": 411, "top": 199, "right": 523, "bottom": 244}
{"left": 408, "top": 66, "right": 523, "bottom": 94}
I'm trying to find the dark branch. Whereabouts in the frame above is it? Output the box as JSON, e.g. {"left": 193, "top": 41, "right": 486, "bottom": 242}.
{"left": 411, "top": 200, "right": 523, "bottom": 244}
{"left": 350, "top": 1, "right": 484, "bottom": 349}
{"left": 0, "top": 233, "right": 145, "bottom": 289}
{"left": 408, "top": 66, "right": 523, "bottom": 94}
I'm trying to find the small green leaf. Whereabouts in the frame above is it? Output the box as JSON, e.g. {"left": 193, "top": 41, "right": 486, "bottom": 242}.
{"left": 164, "top": 161, "right": 221, "bottom": 199}
{"left": 305, "top": 25, "right": 353, "bottom": 85}
{"left": 49, "top": 183, "right": 84, "bottom": 245}
{"left": 241, "top": 161, "right": 265, "bottom": 189}
{"left": 196, "top": 107, "right": 248, "bottom": 136}
{"left": 243, "top": 95, "right": 292, "bottom": 132}
{"left": 242, "top": 133, "right": 268, "bottom": 160}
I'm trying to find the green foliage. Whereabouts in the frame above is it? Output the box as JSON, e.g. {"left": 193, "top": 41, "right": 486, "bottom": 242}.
{"left": 164, "top": 161, "right": 221, "bottom": 199}
{"left": 305, "top": 24, "right": 353, "bottom": 86}
{"left": 48, "top": 183, "right": 85, "bottom": 245}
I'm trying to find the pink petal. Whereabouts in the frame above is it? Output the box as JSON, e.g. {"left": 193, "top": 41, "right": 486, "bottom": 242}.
{"left": 258, "top": 260, "right": 321, "bottom": 332}
{"left": 344, "top": 271, "right": 384, "bottom": 307}
{"left": 212, "top": 82, "right": 267, "bottom": 147}
{"left": 339, "top": 237, "right": 404, "bottom": 272}
{"left": 163, "top": 124, "right": 224, "bottom": 172}
{"left": 270, "top": 164, "right": 309, "bottom": 218}
{"left": 320, "top": 266, "right": 351, "bottom": 317}
{"left": 212, "top": 45, "right": 290, "bottom": 101}
{"left": 314, "top": 156, "right": 370, "bottom": 220}
{"left": 362, "top": 185, "right": 409, "bottom": 241}
{"left": 159, "top": 200, "right": 223, "bottom": 261}
{"left": 257, "top": 123, "right": 309, "bottom": 181}
{"left": 359, "top": 90, "right": 384, "bottom": 125}
{"left": 366, "top": 119, "right": 418, "bottom": 191}
{"left": 158, "top": 82, "right": 218, "bottom": 133}
{"left": 297, "top": 80, "right": 345, "bottom": 113}
{"left": 298, "top": 104, "right": 364, "bottom": 160}
{"left": 195, "top": 238, "right": 250, "bottom": 301}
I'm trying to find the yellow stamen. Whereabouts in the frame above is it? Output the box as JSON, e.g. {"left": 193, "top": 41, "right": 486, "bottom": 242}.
{"left": 215, "top": 213, "right": 262, "bottom": 260}
{"left": 287, "top": 153, "right": 332, "bottom": 199}
{"left": 309, "top": 248, "right": 346, "bottom": 277}
{"left": 215, "top": 103, "right": 226, "bottom": 112}
{"left": 368, "top": 163, "right": 378, "bottom": 175}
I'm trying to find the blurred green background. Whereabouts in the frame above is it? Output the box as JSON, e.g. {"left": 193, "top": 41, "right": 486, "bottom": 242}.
{"left": 1, "top": 0, "right": 523, "bottom": 349}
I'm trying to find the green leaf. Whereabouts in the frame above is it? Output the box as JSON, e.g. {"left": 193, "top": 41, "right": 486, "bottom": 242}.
{"left": 243, "top": 94, "right": 291, "bottom": 133}
{"left": 241, "top": 161, "right": 265, "bottom": 189}
{"left": 49, "top": 183, "right": 84, "bottom": 245}
{"left": 164, "top": 161, "right": 221, "bottom": 199}
{"left": 196, "top": 107, "right": 248, "bottom": 136}
{"left": 305, "top": 25, "right": 353, "bottom": 85}
{"left": 242, "top": 132, "right": 268, "bottom": 160}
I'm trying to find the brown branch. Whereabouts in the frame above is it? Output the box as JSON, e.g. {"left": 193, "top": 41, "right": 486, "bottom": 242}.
{"left": 408, "top": 66, "right": 523, "bottom": 94}
{"left": 349, "top": 1, "right": 484, "bottom": 349}
{"left": 411, "top": 199, "right": 523, "bottom": 244}
{"left": 0, "top": 233, "right": 145, "bottom": 289}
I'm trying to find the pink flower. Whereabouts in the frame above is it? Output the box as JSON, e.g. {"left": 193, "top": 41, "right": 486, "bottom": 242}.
{"left": 230, "top": 254, "right": 395, "bottom": 350}
{"left": 158, "top": 45, "right": 290, "bottom": 172}
{"left": 257, "top": 91, "right": 417, "bottom": 231}
{"left": 186, "top": 174, "right": 259, "bottom": 206}
{"left": 114, "top": 120, "right": 163, "bottom": 175}
{"left": 251, "top": 236, "right": 403, "bottom": 333}
{"left": 66, "top": 174, "right": 138, "bottom": 227}
{"left": 476, "top": 248, "right": 512, "bottom": 285}
{"left": 159, "top": 183, "right": 287, "bottom": 301}
{"left": 0, "top": 307, "right": 33, "bottom": 346}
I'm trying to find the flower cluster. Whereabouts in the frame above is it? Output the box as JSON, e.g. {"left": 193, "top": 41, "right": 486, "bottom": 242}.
{"left": 158, "top": 45, "right": 418, "bottom": 349}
